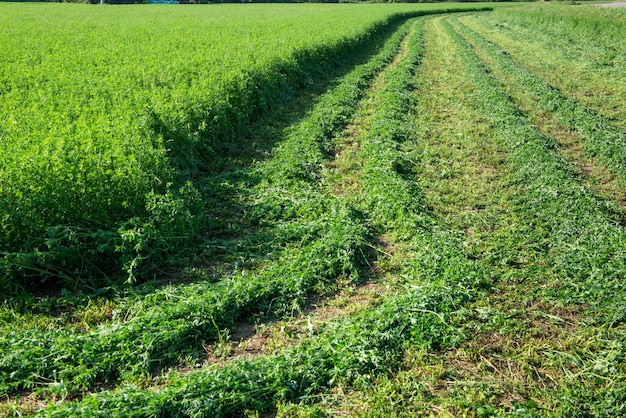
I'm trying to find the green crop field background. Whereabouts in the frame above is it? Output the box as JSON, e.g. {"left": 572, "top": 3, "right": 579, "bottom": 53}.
{"left": 1, "top": 2, "right": 625, "bottom": 417}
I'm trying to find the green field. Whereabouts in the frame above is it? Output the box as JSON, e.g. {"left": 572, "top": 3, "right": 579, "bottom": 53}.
{"left": 1, "top": 2, "right": 626, "bottom": 417}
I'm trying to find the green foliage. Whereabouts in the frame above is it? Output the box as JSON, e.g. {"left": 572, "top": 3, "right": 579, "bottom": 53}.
{"left": 0, "top": 3, "right": 453, "bottom": 292}
{"left": 117, "top": 182, "right": 204, "bottom": 283}
{"left": 0, "top": 16, "right": 414, "bottom": 399}
{"left": 453, "top": 17, "right": 626, "bottom": 181}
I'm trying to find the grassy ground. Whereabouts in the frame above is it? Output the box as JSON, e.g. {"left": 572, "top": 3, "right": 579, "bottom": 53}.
{"left": 2, "top": 4, "right": 626, "bottom": 417}
{"left": 285, "top": 11, "right": 626, "bottom": 417}
{"left": 474, "top": 5, "right": 626, "bottom": 131}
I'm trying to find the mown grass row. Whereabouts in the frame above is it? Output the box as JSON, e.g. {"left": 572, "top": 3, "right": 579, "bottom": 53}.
{"left": 37, "top": 16, "right": 493, "bottom": 417}
{"left": 1, "top": 7, "right": 497, "bottom": 404}
{"left": 490, "top": 4, "right": 626, "bottom": 66}
{"left": 320, "top": 12, "right": 626, "bottom": 415}
{"left": 446, "top": 13, "right": 626, "bottom": 318}
{"left": 307, "top": 15, "right": 537, "bottom": 414}
{"left": 468, "top": 9, "right": 625, "bottom": 80}
{"left": 291, "top": 12, "right": 626, "bottom": 414}
{"left": 450, "top": 18, "right": 626, "bottom": 182}
{"left": 444, "top": 17, "right": 626, "bottom": 415}
{"left": 0, "top": 20, "right": 421, "bottom": 400}
{"left": 463, "top": 10, "right": 626, "bottom": 135}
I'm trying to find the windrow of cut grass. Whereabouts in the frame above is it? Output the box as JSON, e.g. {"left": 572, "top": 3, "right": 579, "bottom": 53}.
{"left": 15, "top": 4, "right": 626, "bottom": 416}
{"left": 2, "top": 6, "right": 503, "bottom": 408}
{"left": 456, "top": 12, "right": 626, "bottom": 216}
{"left": 446, "top": 14, "right": 626, "bottom": 320}
{"left": 448, "top": 17, "right": 626, "bottom": 183}
{"left": 38, "top": 16, "right": 491, "bottom": 418}
{"left": 0, "top": 18, "right": 419, "bottom": 400}
{"left": 463, "top": 10, "right": 626, "bottom": 131}
{"left": 442, "top": 17, "right": 626, "bottom": 414}
{"left": 307, "top": 12, "right": 626, "bottom": 415}
{"left": 490, "top": 4, "right": 626, "bottom": 67}
{"left": 306, "top": 15, "right": 536, "bottom": 414}
{"left": 0, "top": 3, "right": 496, "bottom": 292}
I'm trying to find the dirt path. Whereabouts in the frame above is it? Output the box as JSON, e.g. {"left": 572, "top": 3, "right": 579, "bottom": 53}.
{"left": 595, "top": 1, "right": 626, "bottom": 6}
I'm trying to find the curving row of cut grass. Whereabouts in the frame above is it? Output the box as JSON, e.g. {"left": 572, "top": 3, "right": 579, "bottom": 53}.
{"left": 490, "top": 4, "right": 626, "bottom": 65}
{"left": 320, "top": 12, "right": 626, "bottom": 415}
{"left": 466, "top": 8, "right": 626, "bottom": 81}
{"left": 463, "top": 11, "right": 626, "bottom": 140}
{"left": 2, "top": 6, "right": 501, "bottom": 406}
{"left": 452, "top": 18, "right": 626, "bottom": 182}
{"left": 442, "top": 17, "right": 626, "bottom": 414}
{"left": 446, "top": 15, "right": 626, "bottom": 313}
{"left": 475, "top": 5, "right": 626, "bottom": 130}
{"left": 39, "top": 16, "right": 491, "bottom": 418}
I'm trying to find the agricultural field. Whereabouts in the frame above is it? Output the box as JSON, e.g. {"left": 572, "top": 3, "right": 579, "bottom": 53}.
{"left": 1, "top": 2, "right": 626, "bottom": 417}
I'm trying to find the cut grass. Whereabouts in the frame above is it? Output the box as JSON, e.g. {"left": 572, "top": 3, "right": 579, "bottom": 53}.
{"left": 300, "top": 12, "right": 626, "bottom": 416}
{"left": 471, "top": 5, "right": 626, "bottom": 130}
{"left": 453, "top": 15, "right": 626, "bottom": 226}
{"left": 440, "top": 14, "right": 626, "bottom": 415}
{"left": 452, "top": 16, "right": 626, "bottom": 187}
{"left": 3, "top": 5, "right": 625, "bottom": 417}
{"left": 37, "top": 16, "right": 494, "bottom": 417}
{"left": 0, "top": 19, "right": 420, "bottom": 401}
